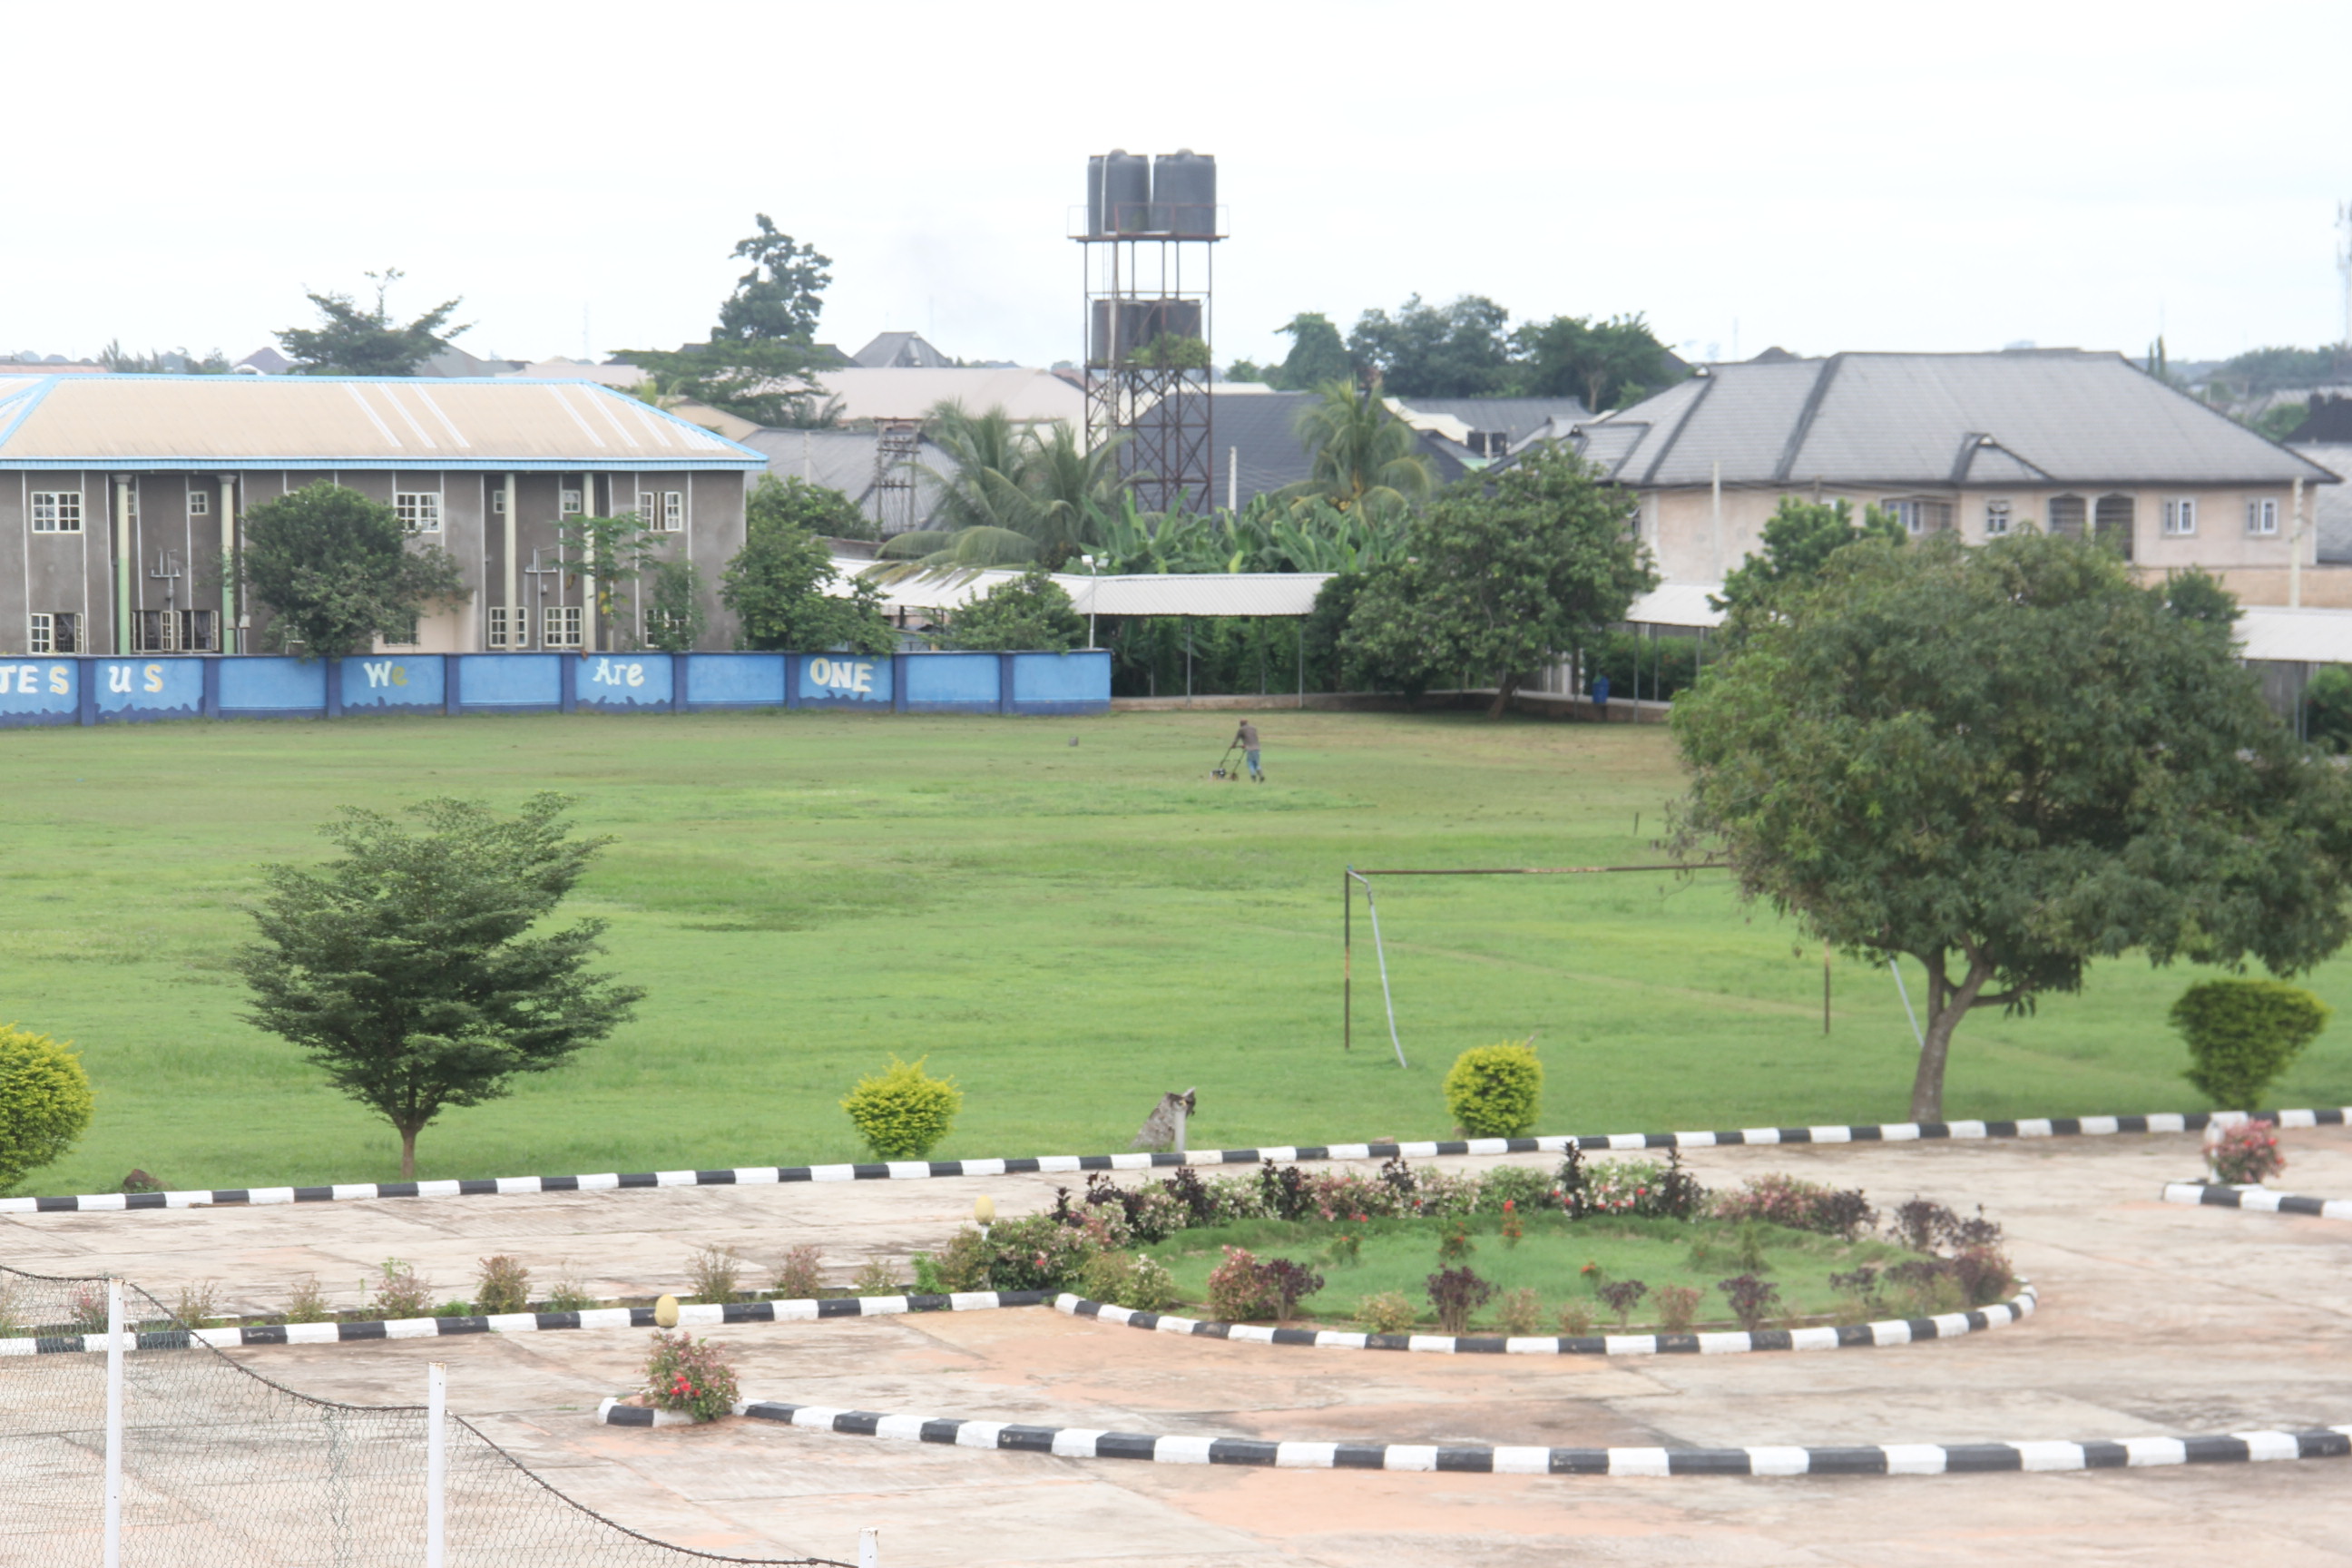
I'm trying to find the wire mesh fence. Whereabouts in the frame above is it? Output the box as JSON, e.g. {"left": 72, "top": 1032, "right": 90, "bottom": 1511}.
{"left": 0, "top": 1265, "right": 852, "bottom": 1568}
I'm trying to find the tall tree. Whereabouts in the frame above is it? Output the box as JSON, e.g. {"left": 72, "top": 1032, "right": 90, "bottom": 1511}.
{"left": 1279, "top": 382, "right": 1438, "bottom": 520}
{"left": 1345, "top": 445, "right": 1656, "bottom": 714}
{"left": 720, "top": 481, "right": 896, "bottom": 653}
{"left": 1264, "top": 312, "right": 1354, "bottom": 390}
{"left": 1347, "top": 295, "right": 1515, "bottom": 397}
{"left": 239, "top": 795, "right": 644, "bottom": 1180}
{"left": 1714, "top": 496, "right": 1905, "bottom": 615}
{"left": 1511, "top": 313, "right": 1680, "bottom": 411}
{"left": 946, "top": 566, "right": 1085, "bottom": 652}
{"left": 886, "top": 404, "right": 1126, "bottom": 572}
{"left": 715, "top": 215, "right": 832, "bottom": 343}
{"left": 642, "top": 557, "right": 707, "bottom": 652}
{"left": 278, "top": 269, "right": 466, "bottom": 377}
{"left": 557, "top": 511, "right": 662, "bottom": 651}
{"left": 1672, "top": 533, "right": 2352, "bottom": 1122}
{"left": 240, "top": 482, "right": 466, "bottom": 658}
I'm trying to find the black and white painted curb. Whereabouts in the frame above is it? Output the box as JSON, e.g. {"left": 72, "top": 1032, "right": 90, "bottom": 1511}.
{"left": 10, "top": 1108, "right": 2345, "bottom": 1216}
{"left": 1051, "top": 1283, "right": 2037, "bottom": 1356}
{"left": 596, "top": 1396, "right": 2352, "bottom": 1475}
{"left": 0, "top": 1290, "right": 1049, "bottom": 1357}
{"left": 2161, "top": 1183, "right": 2352, "bottom": 1221}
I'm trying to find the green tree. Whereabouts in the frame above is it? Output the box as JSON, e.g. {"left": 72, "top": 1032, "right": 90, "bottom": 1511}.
{"left": 277, "top": 268, "right": 466, "bottom": 376}
{"left": 1279, "top": 382, "right": 1438, "bottom": 520}
{"left": 1715, "top": 497, "right": 1906, "bottom": 615}
{"left": 240, "top": 482, "right": 467, "bottom": 658}
{"left": 0, "top": 1024, "right": 93, "bottom": 1194}
{"left": 1672, "top": 532, "right": 2352, "bottom": 1122}
{"left": 642, "top": 557, "right": 707, "bottom": 652}
{"left": 2171, "top": 979, "right": 2331, "bottom": 1112}
{"left": 1347, "top": 295, "right": 1514, "bottom": 397}
{"left": 1345, "top": 446, "right": 1656, "bottom": 715}
{"left": 947, "top": 565, "right": 1084, "bottom": 652}
{"left": 557, "top": 512, "right": 662, "bottom": 651}
{"left": 720, "top": 495, "right": 895, "bottom": 654}
{"left": 885, "top": 404, "right": 1125, "bottom": 572}
{"left": 746, "top": 473, "right": 877, "bottom": 543}
{"left": 622, "top": 339, "right": 838, "bottom": 428}
{"left": 2306, "top": 665, "right": 2352, "bottom": 752}
{"left": 237, "top": 795, "right": 645, "bottom": 1180}
{"left": 715, "top": 214, "right": 832, "bottom": 344}
{"left": 1510, "top": 313, "right": 1681, "bottom": 411}
{"left": 1262, "top": 312, "right": 1354, "bottom": 390}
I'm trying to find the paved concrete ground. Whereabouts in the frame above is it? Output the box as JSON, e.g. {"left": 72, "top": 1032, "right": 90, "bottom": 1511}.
{"left": 5, "top": 1129, "right": 2352, "bottom": 1564}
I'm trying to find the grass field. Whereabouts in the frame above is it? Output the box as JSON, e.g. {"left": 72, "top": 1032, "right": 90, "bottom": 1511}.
{"left": 5, "top": 707, "right": 2349, "bottom": 1194}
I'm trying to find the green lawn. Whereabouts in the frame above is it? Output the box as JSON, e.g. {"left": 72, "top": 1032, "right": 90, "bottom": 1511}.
{"left": 5, "top": 708, "right": 2349, "bottom": 1193}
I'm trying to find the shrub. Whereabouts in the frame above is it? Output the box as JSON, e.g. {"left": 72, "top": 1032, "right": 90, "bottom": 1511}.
{"left": 1557, "top": 1300, "right": 1597, "bottom": 1336}
{"left": 1711, "top": 1174, "right": 1876, "bottom": 1240}
{"left": 1951, "top": 1246, "right": 2015, "bottom": 1307}
{"left": 1479, "top": 1165, "right": 1556, "bottom": 1212}
{"left": 1828, "top": 1267, "right": 1884, "bottom": 1320}
{"left": 1436, "top": 1226, "right": 1475, "bottom": 1265}
{"left": 2172, "top": 979, "right": 2330, "bottom": 1112}
{"left": 368, "top": 1260, "right": 434, "bottom": 1320}
{"left": 1206, "top": 1247, "right": 1324, "bottom": 1321}
{"left": 769, "top": 1243, "right": 825, "bottom": 1299}
{"left": 1653, "top": 1285, "right": 1701, "bottom": 1333}
{"left": 851, "top": 1258, "right": 903, "bottom": 1297}
{"left": 283, "top": 1275, "right": 331, "bottom": 1325}
{"left": 172, "top": 1280, "right": 220, "bottom": 1329}
{"left": 1078, "top": 1250, "right": 1180, "bottom": 1313}
{"left": 1716, "top": 1274, "right": 1780, "bottom": 1330}
{"left": 1885, "top": 1258, "right": 1966, "bottom": 1316}
{"left": 642, "top": 1329, "right": 740, "bottom": 1422}
{"left": 1497, "top": 1287, "right": 1545, "bottom": 1337}
{"left": 840, "top": 1055, "right": 963, "bottom": 1159}
{"left": 1359, "top": 1291, "right": 1420, "bottom": 1334}
{"left": 1442, "top": 1041, "right": 1542, "bottom": 1137}
{"left": 69, "top": 1286, "right": 108, "bottom": 1333}
{"left": 1426, "top": 1266, "right": 1493, "bottom": 1334}
{"left": 1886, "top": 1199, "right": 1958, "bottom": 1254}
{"left": 686, "top": 1246, "right": 743, "bottom": 1304}
{"left": 1499, "top": 1200, "right": 1524, "bottom": 1248}
{"left": 2209, "top": 1118, "right": 2287, "bottom": 1185}
{"left": 1325, "top": 1230, "right": 1364, "bottom": 1267}
{"left": 925, "top": 1228, "right": 993, "bottom": 1292}
{"left": 1561, "top": 1149, "right": 1708, "bottom": 1221}
{"left": 475, "top": 1256, "right": 531, "bottom": 1316}
{"left": 543, "top": 1272, "right": 597, "bottom": 1313}
{"left": 0, "top": 1025, "right": 94, "bottom": 1193}
{"left": 1598, "top": 1279, "right": 1648, "bottom": 1328}
{"left": 984, "top": 1214, "right": 1098, "bottom": 1292}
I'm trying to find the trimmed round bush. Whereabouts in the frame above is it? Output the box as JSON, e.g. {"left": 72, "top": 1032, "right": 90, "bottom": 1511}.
{"left": 1441, "top": 1040, "right": 1543, "bottom": 1137}
{"left": 840, "top": 1054, "right": 963, "bottom": 1159}
{"left": 0, "top": 1024, "right": 93, "bottom": 1193}
{"left": 2171, "top": 979, "right": 2330, "bottom": 1112}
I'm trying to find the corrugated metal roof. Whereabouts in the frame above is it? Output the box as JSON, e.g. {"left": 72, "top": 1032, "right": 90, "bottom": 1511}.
{"left": 1390, "top": 397, "right": 1592, "bottom": 444}
{"left": 2236, "top": 606, "right": 2352, "bottom": 664}
{"left": 1624, "top": 582, "right": 1724, "bottom": 629}
{"left": 0, "top": 375, "right": 764, "bottom": 470}
{"left": 834, "top": 564, "right": 1335, "bottom": 618}
{"left": 815, "top": 368, "right": 1084, "bottom": 425}
{"left": 1568, "top": 352, "right": 2342, "bottom": 489}
{"left": 740, "top": 429, "right": 950, "bottom": 530}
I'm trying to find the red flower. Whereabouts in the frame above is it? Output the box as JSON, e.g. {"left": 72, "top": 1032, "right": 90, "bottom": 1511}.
{"left": 1502, "top": 1199, "right": 1515, "bottom": 1211}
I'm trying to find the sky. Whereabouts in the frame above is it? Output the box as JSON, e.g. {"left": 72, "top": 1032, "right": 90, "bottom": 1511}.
{"left": 8, "top": 0, "right": 2351, "bottom": 373}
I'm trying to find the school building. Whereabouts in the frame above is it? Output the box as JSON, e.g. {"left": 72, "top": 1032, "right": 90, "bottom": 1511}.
{"left": 0, "top": 374, "right": 764, "bottom": 656}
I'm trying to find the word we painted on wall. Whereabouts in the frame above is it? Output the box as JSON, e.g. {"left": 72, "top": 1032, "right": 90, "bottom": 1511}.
{"left": 807, "top": 656, "right": 877, "bottom": 695}
{"left": 359, "top": 662, "right": 411, "bottom": 688}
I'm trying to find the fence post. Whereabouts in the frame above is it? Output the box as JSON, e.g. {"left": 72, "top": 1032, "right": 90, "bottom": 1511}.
{"left": 671, "top": 652, "right": 691, "bottom": 714}
{"left": 426, "top": 1361, "right": 447, "bottom": 1568}
{"left": 103, "top": 1278, "right": 123, "bottom": 1568}
{"left": 78, "top": 657, "right": 97, "bottom": 726}
{"left": 858, "top": 1526, "right": 879, "bottom": 1568}
{"left": 444, "top": 655, "right": 462, "bottom": 718}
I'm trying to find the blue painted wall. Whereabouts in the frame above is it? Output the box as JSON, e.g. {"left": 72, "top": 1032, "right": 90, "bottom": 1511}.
{"left": 0, "top": 652, "right": 1108, "bottom": 729}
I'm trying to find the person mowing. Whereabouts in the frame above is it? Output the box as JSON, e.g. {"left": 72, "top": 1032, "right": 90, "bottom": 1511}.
{"left": 1234, "top": 718, "right": 1265, "bottom": 782}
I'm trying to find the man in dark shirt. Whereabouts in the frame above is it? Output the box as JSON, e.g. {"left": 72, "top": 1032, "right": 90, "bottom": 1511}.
{"left": 1235, "top": 719, "right": 1263, "bottom": 781}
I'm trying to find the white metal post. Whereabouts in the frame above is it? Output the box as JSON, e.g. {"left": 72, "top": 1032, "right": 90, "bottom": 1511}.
{"left": 1889, "top": 959, "right": 1924, "bottom": 1050}
{"left": 103, "top": 1279, "right": 124, "bottom": 1568}
{"left": 426, "top": 1361, "right": 447, "bottom": 1568}
{"left": 858, "top": 1526, "right": 880, "bottom": 1568}
{"left": 1349, "top": 872, "right": 1408, "bottom": 1069}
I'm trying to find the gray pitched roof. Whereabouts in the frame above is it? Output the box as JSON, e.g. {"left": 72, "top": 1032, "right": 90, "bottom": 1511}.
{"left": 851, "top": 331, "right": 956, "bottom": 369}
{"left": 737, "top": 426, "right": 949, "bottom": 532}
{"left": 1567, "top": 349, "right": 2340, "bottom": 489}
{"left": 1177, "top": 392, "right": 1471, "bottom": 509}
{"left": 1387, "top": 396, "right": 1591, "bottom": 445}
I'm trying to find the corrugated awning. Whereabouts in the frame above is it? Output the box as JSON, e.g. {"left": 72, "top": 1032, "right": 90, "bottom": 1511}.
{"left": 2235, "top": 607, "right": 2352, "bottom": 664}
{"left": 838, "top": 565, "right": 1336, "bottom": 618}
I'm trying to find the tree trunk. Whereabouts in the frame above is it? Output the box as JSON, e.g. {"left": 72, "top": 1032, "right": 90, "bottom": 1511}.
{"left": 1487, "top": 673, "right": 1520, "bottom": 720}
{"left": 399, "top": 1124, "right": 419, "bottom": 1181}
{"left": 1906, "top": 950, "right": 1993, "bottom": 1124}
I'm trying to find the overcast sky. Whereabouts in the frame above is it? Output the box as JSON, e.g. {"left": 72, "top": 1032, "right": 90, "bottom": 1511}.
{"left": 10, "top": 0, "right": 2350, "bottom": 372}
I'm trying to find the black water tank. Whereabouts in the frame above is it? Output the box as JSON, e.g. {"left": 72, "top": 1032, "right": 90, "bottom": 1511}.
{"left": 1100, "top": 151, "right": 1151, "bottom": 235}
{"left": 1086, "top": 155, "right": 1105, "bottom": 238}
{"left": 1152, "top": 150, "right": 1216, "bottom": 237}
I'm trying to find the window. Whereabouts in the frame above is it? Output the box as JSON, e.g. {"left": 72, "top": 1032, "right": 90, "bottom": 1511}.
{"left": 30, "top": 492, "right": 83, "bottom": 534}
{"left": 561, "top": 488, "right": 583, "bottom": 516}
{"left": 2048, "top": 495, "right": 2086, "bottom": 538}
{"left": 490, "top": 489, "right": 505, "bottom": 515}
{"left": 188, "top": 487, "right": 210, "bottom": 517}
{"left": 28, "top": 612, "right": 76, "bottom": 654}
{"left": 544, "top": 605, "right": 583, "bottom": 648}
{"left": 135, "top": 609, "right": 181, "bottom": 652}
{"left": 658, "top": 491, "right": 683, "bottom": 531}
{"left": 2248, "top": 497, "right": 2279, "bottom": 535}
{"left": 395, "top": 492, "right": 442, "bottom": 533}
{"left": 2093, "top": 494, "right": 2135, "bottom": 561}
{"left": 2163, "top": 498, "right": 2198, "bottom": 536}
{"left": 1984, "top": 499, "right": 2013, "bottom": 536}
{"left": 487, "top": 605, "right": 529, "bottom": 649}
{"left": 1886, "top": 498, "right": 1953, "bottom": 534}
{"left": 183, "top": 611, "right": 217, "bottom": 652}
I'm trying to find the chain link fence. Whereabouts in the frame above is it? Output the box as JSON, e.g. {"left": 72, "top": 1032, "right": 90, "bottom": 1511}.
{"left": 0, "top": 1265, "right": 853, "bottom": 1568}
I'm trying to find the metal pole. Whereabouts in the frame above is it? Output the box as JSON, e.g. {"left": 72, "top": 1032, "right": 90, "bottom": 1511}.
{"left": 1350, "top": 871, "right": 1407, "bottom": 1068}
{"left": 1890, "top": 959, "right": 1924, "bottom": 1050}
{"left": 103, "top": 1279, "right": 123, "bottom": 1568}
{"left": 858, "top": 1526, "right": 880, "bottom": 1568}
{"left": 1343, "top": 869, "right": 1352, "bottom": 1053}
{"left": 1823, "top": 942, "right": 1831, "bottom": 1034}
{"left": 426, "top": 1361, "right": 447, "bottom": 1568}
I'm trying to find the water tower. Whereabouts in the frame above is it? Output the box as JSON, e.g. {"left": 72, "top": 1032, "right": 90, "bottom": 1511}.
{"left": 1076, "top": 151, "right": 1224, "bottom": 511}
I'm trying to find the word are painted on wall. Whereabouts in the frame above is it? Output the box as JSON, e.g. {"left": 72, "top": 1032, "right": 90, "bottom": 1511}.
{"left": 359, "top": 662, "right": 411, "bottom": 688}
{"left": 588, "top": 658, "right": 650, "bottom": 689}
{"left": 807, "top": 656, "right": 876, "bottom": 694}
{"left": 106, "top": 663, "right": 168, "bottom": 694}
{"left": 0, "top": 663, "right": 72, "bottom": 694}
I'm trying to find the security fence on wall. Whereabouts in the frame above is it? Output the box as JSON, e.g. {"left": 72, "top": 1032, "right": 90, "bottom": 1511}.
{"left": 0, "top": 650, "right": 1109, "bottom": 728}
{"left": 0, "top": 1265, "right": 855, "bottom": 1567}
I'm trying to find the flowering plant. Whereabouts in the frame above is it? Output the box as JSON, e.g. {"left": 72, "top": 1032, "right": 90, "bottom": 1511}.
{"left": 1499, "top": 1199, "right": 1524, "bottom": 1249}
{"left": 642, "top": 1329, "right": 739, "bottom": 1422}
{"left": 2208, "top": 1118, "right": 2286, "bottom": 1186}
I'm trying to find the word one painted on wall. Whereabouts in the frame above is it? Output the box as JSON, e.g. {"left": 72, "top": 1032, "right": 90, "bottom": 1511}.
{"left": 807, "top": 656, "right": 876, "bottom": 694}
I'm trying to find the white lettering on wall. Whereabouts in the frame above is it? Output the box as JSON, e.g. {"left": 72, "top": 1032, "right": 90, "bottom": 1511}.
{"left": 0, "top": 667, "right": 15, "bottom": 695}
{"left": 107, "top": 665, "right": 132, "bottom": 694}
{"left": 589, "top": 657, "right": 648, "bottom": 689}
{"left": 807, "top": 657, "right": 876, "bottom": 696}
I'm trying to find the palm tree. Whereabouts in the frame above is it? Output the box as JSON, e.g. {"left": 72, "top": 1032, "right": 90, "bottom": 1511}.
{"left": 877, "top": 402, "right": 1128, "bottom": 577}
{"left": 1279, "top": 380, "right": 1436, "bottom": 521}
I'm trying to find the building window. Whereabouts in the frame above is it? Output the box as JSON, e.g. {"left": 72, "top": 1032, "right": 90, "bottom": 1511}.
{"left": 184, "top": 611, "right": 217, "bottom": 652}
{"left": 134, "top": 610, "right": 180, "bottom": 652}
{"left": 2048, "top": 495, "right": 2086, "bottom": 539}
{"left": 561, "top": 488, "right": 584, "bottom": 516}
{"left": 2162, "top": 498, "right": 2198, "bottom": 536}
{"left": 2248, "top": 497, "right": 2279, "bottom": 535}
{"left": 1984, "top": 499, "right": 2012, "bottom": 536}
{"left": 487, "top": 605, "right": 529, "bottom": 649}
{"left": 29, "top": 612, "right": 79, "bottom": 654}
{"left": 1887, "top": 498, "right": 1953, "bottom": 534}
{"left": 30, "top": 492, "right": 83, "bottom": 534}
{"left": 660, "top": 491, "right": 684, "bottom": 531}
{"left": 490, "top": 489, "right": 505, "bottom": 515}
{"left": 544, "top": 605, "right": 583, "bottom": 648}
{"left": 395, "top": 492, "right": 442, "bottom": 533}
{"left": 188, "top": 488, "right": 210, "bottom": 517}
